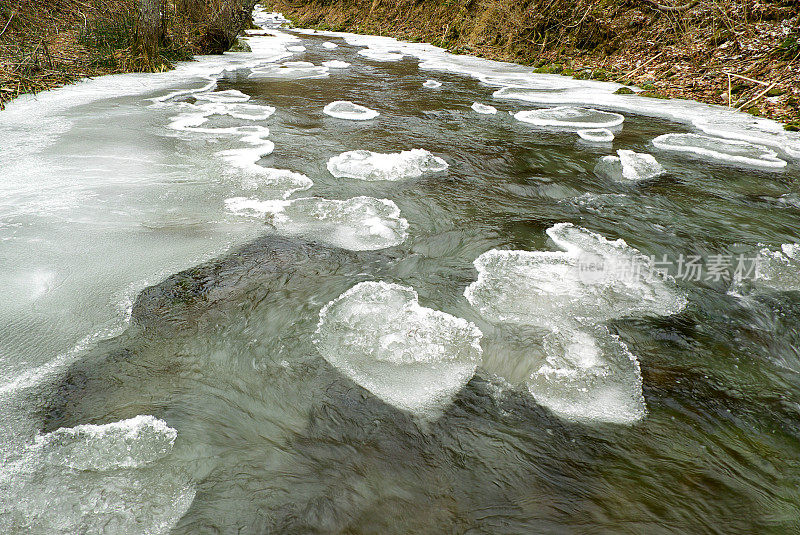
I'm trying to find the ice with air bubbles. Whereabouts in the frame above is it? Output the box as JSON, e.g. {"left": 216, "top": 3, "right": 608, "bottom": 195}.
{"left": 225, "top": 196, "right": 409, "bottom": 251}
{"left": 327, "top": 149, "right": 448, "bottom": 181}
{"left": 595, "top": 150, "right": 665, "bottom": 182}
{"left": 323, "top": 101, "right": 380, "bottom": 120}
{"left": 314, "top": 281, "right": 483, "bottom": 416}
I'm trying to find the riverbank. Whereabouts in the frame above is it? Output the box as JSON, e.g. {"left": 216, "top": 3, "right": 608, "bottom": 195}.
{"left": 265, "top": 0, "right": 800, "bottom": 127}
{"left": 0, "top": 0, "right": 256, "bottom": 109}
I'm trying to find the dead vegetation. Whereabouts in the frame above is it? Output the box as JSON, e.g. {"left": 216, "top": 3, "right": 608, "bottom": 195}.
{"left": 0, "top": 0, "right": 256, "bottom": 109}
{"left": 266, "top": 0, "right": 800, "bottom": 125}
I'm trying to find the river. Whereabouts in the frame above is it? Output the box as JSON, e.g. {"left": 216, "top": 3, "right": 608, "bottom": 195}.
{"left": 1, "top": 7, "right": 800, "bottom": 533}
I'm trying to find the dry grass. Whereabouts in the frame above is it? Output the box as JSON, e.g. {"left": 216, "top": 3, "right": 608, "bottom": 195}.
{"left": 0, "top": 0, "right": 256, "bottom": 108}
{"left": 266, "top": 0, "right": 800, "bottom": 124}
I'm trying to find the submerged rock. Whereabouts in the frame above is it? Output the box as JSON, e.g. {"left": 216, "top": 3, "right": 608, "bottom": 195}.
{"left": 314, "top": 281, "right": 483, "bottom": 416}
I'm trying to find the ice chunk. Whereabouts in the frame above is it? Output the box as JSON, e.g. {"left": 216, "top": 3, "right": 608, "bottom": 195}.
{"left": 226, "top": 163, "right": 313, "bottom": 199}
{"left": 322, "top": 60, "right": 351, "bottom": 69}
{"left": 327, "top": 149, "right": 448, "bottom": 181}
{"left": 358, "top": 49, "right": 405, "bottom": 61}
{"left": 322, "top": 41, "right": 338, "bottom": 49}
{"left": 315, "top": 281, "right": 483, "bottom": 415}
{"left": 193, "top": 89, "right": 250, "bottom": 103}
{"left": 733, "top": 244, "right": 800, "bottom": 293}
{"left": 287, "top": 45, "right": 307, "bottom": 52}
{"left": 248, "top": 61, "right": 329, "bottom": 79}
{"left": 32, "top": 415, "right": 176, "bottom": 471}
{"left": 578, "top": 128, "right": 614, "bottom": 143}
{"left": 514, "top": 106, "right": 625, "bottom": 129}
{"left": 225, "top": 196, "right": 409, "bottom": 251}
{"left": 465, "top": 223, "right": 686, "bottom": 327}
{"left": 528, "top": 326, "right": 646, "bottom": 424}
{"left": 423, "top": 79, "right": 443, "bottom": 89}
{"left": 0, "top": 415, "right": 192, "bottom": 534}
{"left": 471, "top": 102, "right": 497, "bottom": 115}
{"left": 594, "top": 150, "right": 665, "bottom": 182}
{"left": 323, "top": 101, "right": 380, "bottom": 120}
{"left": 652, "top": 133, "right": 787, "bottom": 169}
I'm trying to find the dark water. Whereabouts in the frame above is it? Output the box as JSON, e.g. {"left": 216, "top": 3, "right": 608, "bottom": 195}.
{"left": 14, "top": 30, "right": 800, "bottom": 534}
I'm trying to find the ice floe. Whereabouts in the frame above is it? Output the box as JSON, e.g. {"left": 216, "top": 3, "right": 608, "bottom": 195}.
{"left": 315, "top": 281, "right": 483, "bottom": 415}
{"left": 471, "top": 102, "right": 498, "bottom": 115}
{"left": 287, "top": 45, "right": 307, "bottom": 52}
{"left": 466, "top": 223, "right": 683, "bottom": 424}
{"left": 358, "top": 49, "right": 406, "bottom": 62}
{"left": 248, "top": 61, "right": 329, "bottom": 80}
{"left": 594, "top": 150, "right": 665, "bottom": 182}
{"left": 528, "top": 325, "right": 646, "bottom": 425}
{"left": 731, "top": 243, "right": 800, "bottom": 294}
{"left": 322, "top": 41, "right": 338, "bottom": 49}
{"left": 465, "top": 223, "right": 686, "bottom": 328}
{"left": 652, "top": 133, "right": 787, "bottom": 169}
{"left": 578, "top": 128, "right": 615, "bottom": 143}
{"left": 327, "top": 149, "right": 448, "bottom": 181}
{"left": 423, "top": 80, "right": 443, "bottom": 89}
{"left": 225, "top": 196, "right": 409, "bottom": 251}
{"left": 0, "top": 416, "right": 193, "bottom": 534}
{"left": 322, "top": 60, "right": 351, "bottom": 69}
{"left": 32, "top": 415, "right": 177, "bottom": 471}
{"left": 515, "top": 106, "right": 625, "bottom": 129}
{"left": 193, "top": 89, "right": 251, "bottom": 103}
{"left": 323, "top": 101, "right": 380, "bottom": 120}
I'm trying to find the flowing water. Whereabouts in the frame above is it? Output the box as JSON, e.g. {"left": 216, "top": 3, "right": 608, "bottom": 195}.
{"left": 2, "top": 8, "right": 800, "bottom": 533}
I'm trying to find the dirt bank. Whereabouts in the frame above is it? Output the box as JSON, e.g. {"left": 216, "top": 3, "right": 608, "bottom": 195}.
{"left": 0, "top": 0, "right": 256, "bottom": 109}
{"left": 265, "top": 0, "right": 800, "bottom": 127}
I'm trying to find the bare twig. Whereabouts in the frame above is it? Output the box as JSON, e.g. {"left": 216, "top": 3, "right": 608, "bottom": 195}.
{"left": 0, "top": 11, "right": 15, "bottom": 38}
